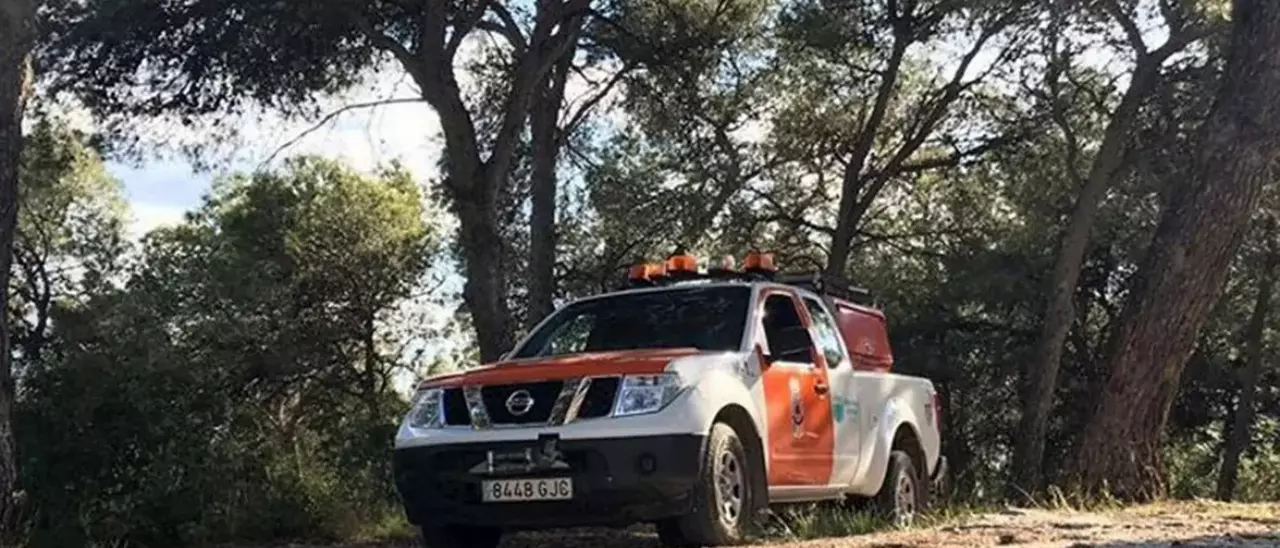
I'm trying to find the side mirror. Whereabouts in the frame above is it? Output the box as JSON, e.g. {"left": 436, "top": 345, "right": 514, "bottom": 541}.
{"left": 773, "top": 325, "right": 814, "bottom": 363}
{"left": 759, "top": 326, "right": 816, "bottom": 365}
{"left": 775, "top": 345, "right": 814, "bottom": 363}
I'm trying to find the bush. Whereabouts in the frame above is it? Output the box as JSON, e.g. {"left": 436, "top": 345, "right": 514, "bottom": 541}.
{"left": 16, "top": 298, "right": 410, "bottom": 547}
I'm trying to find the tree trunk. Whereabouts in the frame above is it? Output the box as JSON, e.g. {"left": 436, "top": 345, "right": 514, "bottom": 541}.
{"left": 0, "top": 0, "right": 33, "bottom": 534}
{"left": 455, "top": 194, "right": 515, "bottom": 363}
{"left": 526, "top": 54, "right": 572, "bottom": 331}
{"left": 1216, "top": 217, "right": 1277, "bottom": 501}
{"left": 363, "top": 313, "right": 381, "bottom": 422}
{"left": 1011, "top": 58, "right": 1162, "bottom": 498}
{"left": 1069, "top": 0, "right": 1280, "bottom": 500}
{"left": 824, "top": 34, "right": 908, "bottom": 281}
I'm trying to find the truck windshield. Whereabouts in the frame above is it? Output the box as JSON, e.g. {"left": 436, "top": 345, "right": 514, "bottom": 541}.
{"left": 511, "top": 285, "right": 751, "bottom": 359}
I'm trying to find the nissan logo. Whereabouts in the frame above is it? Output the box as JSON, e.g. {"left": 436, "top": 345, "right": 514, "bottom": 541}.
{"left": 505, "top": 389, "right": 535, "bottom": 416}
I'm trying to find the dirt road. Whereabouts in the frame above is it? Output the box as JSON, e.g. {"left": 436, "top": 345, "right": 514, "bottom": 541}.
{"left": 282, "top": 501, "right": 1280, "bottom": 548}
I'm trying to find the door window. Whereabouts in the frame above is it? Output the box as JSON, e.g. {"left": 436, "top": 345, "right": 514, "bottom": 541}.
{"left": 762, "top": 294, "right": 813, "bottom": 364}
{"left": 804, "top": 298, "right": 848, "bottom": 368}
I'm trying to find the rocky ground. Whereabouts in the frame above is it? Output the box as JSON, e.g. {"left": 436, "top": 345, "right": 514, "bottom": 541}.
{"left": 270, "top": 501, "right": 1280, "bottom": 548}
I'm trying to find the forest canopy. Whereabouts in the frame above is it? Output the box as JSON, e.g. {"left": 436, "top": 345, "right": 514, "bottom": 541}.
{"left": 0, "top": 0, "right": 1276, "bottom": 546}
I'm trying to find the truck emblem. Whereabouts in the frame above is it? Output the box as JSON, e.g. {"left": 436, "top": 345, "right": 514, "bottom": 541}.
{"left": 506, "top": 389, "right": 535, "bottom": 416}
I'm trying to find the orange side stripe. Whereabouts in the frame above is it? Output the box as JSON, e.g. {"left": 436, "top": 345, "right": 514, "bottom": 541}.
{"left": 419, "top": 348, "right": 702, "bottom": 389}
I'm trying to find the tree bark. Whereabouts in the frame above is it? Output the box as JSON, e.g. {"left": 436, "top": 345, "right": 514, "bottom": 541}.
{"left": 1216, "top": 217, "right": 1277, "bottom": 501}
{"left": 526, "top": 49, "right": 573, "bottom": 331}
{"left": 0, "top": 0, "right": 33, "bottom": 535}
{"left": 1069, "top": 0, "right": 1280, "bottom": 501}
{"left": 381, "top": 1, "right": 586, "bottom": 363}
{"left": 1011, "top": 54, "right": 1167, "bottom": 498}
{"left": 455, "top": 193, "right": 515, "bottom": 363}
{"left": 824, "top": 25, "right": 908, "bottom": 282}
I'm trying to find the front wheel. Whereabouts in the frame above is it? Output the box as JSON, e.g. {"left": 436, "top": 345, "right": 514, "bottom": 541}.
{"left": 873, "top": 450, "right": 927, "bottom": 527}
{"left": 420, "top": 524, "right": 502, "bottom": 548}
{"left": 659, "top": 422, "right": 755, "bottom": 547}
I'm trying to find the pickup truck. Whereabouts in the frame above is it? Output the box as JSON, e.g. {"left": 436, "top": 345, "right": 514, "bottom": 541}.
{"left": 393, "top": 252, "right": 947, "bottom": 548}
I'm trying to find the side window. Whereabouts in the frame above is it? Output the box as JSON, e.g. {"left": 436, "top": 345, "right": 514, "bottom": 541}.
{"left": 761, "top": 294, "right": 813, "bottom": 364}
{"left": 804, "top": 298, "right": 848, "bottom": 368}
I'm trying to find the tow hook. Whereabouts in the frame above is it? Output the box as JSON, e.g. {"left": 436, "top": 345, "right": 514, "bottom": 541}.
{"left": 469, "top": 434, "right": 571, "bottom": 476}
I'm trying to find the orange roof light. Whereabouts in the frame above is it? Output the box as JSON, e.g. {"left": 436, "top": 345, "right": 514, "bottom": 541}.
{"left": 628, "top": 262, "right": 667, "bottom": 284}
{"left": 743, "top": 250, "right": 776, "bottom": 272}
{"left": 666, "top": 253, "right": 698, "bottom": 273}
{"left": 665, "top": 246, "right": 699, "bottom": 280}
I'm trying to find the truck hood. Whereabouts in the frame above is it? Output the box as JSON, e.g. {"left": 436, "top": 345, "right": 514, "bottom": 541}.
{"left": 418, "top": 347, "right": 706, "bottom": 389}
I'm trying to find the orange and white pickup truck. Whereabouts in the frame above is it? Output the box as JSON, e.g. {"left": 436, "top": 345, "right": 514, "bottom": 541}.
{"left": 393, "top": 252, "right": 947, "bottom": 548}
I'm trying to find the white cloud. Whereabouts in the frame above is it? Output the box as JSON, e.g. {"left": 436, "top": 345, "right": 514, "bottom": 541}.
{"left": 128, "top": 202, "right": 188, "bottom": 240}
{"left": 243, "top": 66, "right": 446, "bottom": 177}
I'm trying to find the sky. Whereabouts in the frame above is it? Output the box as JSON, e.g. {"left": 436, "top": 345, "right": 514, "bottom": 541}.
{"left": 108, "top": 68, "right": 447, "bottom": 240}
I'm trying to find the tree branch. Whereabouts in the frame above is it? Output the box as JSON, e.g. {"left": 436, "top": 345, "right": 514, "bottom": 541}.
{"left": 889, "top": 133, "right": 1020, "bottom": 175}
{"left": 1045, "top": 10, "right": 1087, "bottom": 186}
{"left": 484, "top": 0, "right": 589, "bottom": 199}
{"left": 447, "top": 0, "right": 493, "bottom": 56}
{"left": 1101, "top": 0, "right": 1148, "bottom": 57}
{"left": 487, "top": 2, "right": 528, "bottom": 50}
{"left": 559, "top": 60, "right": 638, "bottom": 145}
{"left": 349, "top": 11, "right": 426, "bottom": 82}
{"left": 257, "top": 98, "right": 427, "bottom": 169}
{"left": 1151, "top": 16, "right": 1227, "bottom": 61}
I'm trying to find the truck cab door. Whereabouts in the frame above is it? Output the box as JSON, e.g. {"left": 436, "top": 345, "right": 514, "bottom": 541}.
{"left": 801, "top": 296, "right": 862, "bottom": 486}
{"left": 756, "top": 290, "right": 834, "bottom": 486}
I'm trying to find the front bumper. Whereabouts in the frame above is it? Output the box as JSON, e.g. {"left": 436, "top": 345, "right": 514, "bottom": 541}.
{"left": 393, "top": 434, "right": 705, "bottom": 529}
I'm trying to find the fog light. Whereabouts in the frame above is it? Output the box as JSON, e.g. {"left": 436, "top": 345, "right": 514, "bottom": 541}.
{"left": 637, "top": 453, "right": 658, "bottom": 475}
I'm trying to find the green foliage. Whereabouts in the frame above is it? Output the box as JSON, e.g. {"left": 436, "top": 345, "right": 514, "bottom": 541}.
{"left": 1166, "top": 418, "right": 1280, "bottom": 502}
{"left": 17, "top": 0, "right": 1280, "bottom": 546}
{"left": 38, "top": 0, "right": 380, "bottom": 119}
{"left": 10, "top": 116, "right": 129, "bottom": 371}
{"left": 16, "top": 157, "right": 440, "bottom": 547}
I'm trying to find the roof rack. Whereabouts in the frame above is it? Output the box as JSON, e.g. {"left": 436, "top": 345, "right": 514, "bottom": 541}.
{"left": 775, "top": 272, "right": 874, "bottom": 305}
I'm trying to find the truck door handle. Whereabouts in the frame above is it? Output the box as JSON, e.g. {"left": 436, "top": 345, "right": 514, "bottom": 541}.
{"left": 814, "top": 383, "right": 829, "bottom": 395}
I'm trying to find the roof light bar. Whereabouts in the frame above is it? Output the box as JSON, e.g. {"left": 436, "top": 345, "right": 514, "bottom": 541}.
{"left": 620, "top": 248, "right": 872, "bottom": 304}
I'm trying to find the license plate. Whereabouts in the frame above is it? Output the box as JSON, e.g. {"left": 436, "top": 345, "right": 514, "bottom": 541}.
{"left": 481, "top": 477, "right": 573, "bottom": 502}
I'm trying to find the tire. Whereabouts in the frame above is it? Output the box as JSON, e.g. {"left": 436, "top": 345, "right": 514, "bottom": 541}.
{"left": 874, "top": 450, "right": 927, "bottom": 527}
{"left": 419, "top": 524, "right": 502, "bottom": 548}
{"left": 660, "top": 422, "right": 755, "bottom": 547}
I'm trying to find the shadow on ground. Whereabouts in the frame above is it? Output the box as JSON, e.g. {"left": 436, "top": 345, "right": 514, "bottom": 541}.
{"left": 1072, "top": 533, "right": 1280, "bottom": 548}
{"left": 503, "top": 527, "right": 660, "bottom": 548}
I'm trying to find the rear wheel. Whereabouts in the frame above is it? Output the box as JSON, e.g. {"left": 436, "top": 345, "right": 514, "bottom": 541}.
{"left": 874, "top": 450, "right": 926, "bottom": 527}
{"left": 659, "top": 422, "right": 755, "bottom": 547}
{"left": 419, "top": 524, "right": 502, "bottom": 548}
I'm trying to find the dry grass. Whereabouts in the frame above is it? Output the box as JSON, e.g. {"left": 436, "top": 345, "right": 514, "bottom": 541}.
{"left": 248, "top": 501, "right": 1280, "bottom": 548}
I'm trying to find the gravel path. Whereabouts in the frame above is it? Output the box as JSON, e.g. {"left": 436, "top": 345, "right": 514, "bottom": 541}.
{"left": 501, "top": 502, "right": 1280, "bottom": 548}
{"left": 267, "top": 502, "right": 1280, "bottom": 548}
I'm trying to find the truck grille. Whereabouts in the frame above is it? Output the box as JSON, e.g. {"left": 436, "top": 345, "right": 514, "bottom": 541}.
{"left": 578, "top": 377, "right": 620, "bottom": 419}
{"left": 482, "top": 381, "right": 564, "bottom": 425}
{"left": 442, "top": 389, "right": 469, "bottom": 426}
{"left": 436, "top": 376, "right": 620, "bottom": 427}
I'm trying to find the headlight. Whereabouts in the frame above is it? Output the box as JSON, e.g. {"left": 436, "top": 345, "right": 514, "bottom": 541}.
{"left": 407, "top": 388, "right": 444, "bottom": 428}
{"left": 613, "top": 373, "right": 685, "bottom": 417}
